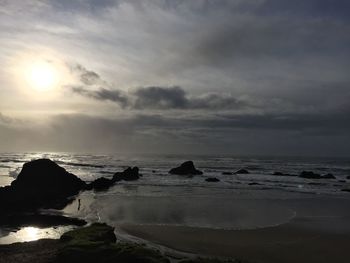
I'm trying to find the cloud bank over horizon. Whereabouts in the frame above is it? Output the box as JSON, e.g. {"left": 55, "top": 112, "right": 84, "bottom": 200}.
{"left": 0, "top": 0, "right": 349, "bottom": 156}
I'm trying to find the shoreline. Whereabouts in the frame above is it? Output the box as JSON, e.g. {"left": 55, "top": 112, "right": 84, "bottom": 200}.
{"left": 119, "top": 218, "right": 350, "bottom": 263}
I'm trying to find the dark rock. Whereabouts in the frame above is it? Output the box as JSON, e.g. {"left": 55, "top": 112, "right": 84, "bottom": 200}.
{"left": 322, "top": 173, "right": 336, "bottom": 179}
{"left": 299, "top": 171, "right": 321, "bottom": 179}
{"left": 222, "top": 172, "right": 233, "bottom": 175}
{"left": 273, "top": 172, "right": 284, "bottom": 176}
{"left": 341, "top": 189, "right": 350, "bottom": 193}
{"left": 86, "top": 167, "right": 141, "bottom": 192}
{"left": 12, "top": 159, "right": 86, "bottom": 196}
{"left": 234, "top": 169, "right": 249, "bottom": 174}
{"left": 347, "top": 176, "right": 350, "bottom": 180}
{"left": 338, "top": 180, "right": 346, "bottom": 183}
{"left": 169, "top": 161, "right": 203, "bottom": 175}
{"left": 205, "top": 177, "right": 220, "bottom": 182}
{"left": 248, "top": 182, "right": 262, "bottom": 186}
{"left": 113, "top": 167, "right": 141, "bottom": 181}
{"left": 0, "top": 159, "right": 86, "bottom": 212}
{"left": 86, "top": 177, "right": 114, "bottom": 191}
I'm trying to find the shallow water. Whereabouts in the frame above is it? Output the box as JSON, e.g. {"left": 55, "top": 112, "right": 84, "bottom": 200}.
{"left": 63, "top": 186, "right": 297, "bottom": 230}
{"left": 0, "top": 226, "right": 74, "bottom": 244}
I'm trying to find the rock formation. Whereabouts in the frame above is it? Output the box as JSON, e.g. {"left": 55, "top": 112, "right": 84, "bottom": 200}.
{"left": 169, "top": 161, "right": 203, "bottom": 175}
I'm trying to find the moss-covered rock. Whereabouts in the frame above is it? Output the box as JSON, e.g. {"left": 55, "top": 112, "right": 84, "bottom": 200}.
{"left": 60, "top": 223, "right": 116, "bottom": 245}
{"left": 57, "top": 223, "right": 169, "bottom": 263}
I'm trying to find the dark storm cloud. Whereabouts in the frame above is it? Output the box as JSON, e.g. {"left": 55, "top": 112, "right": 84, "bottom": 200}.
{"left": 80, "top": 70, "right": 100, "bottom": 86}
{"left": 68, "top": 63, "right": 246, "bottom": 110}
{"left": 134, "top": 86, "right": 244, "bottom": 110}
{"left": 71, "top": 86, "right": 129, "bottom": 108}
{"left": 69, "top": 64, "right": 103, "bottom": 86}
{"left": 133, "top": 86, "right": 188, "bottom": 109}
{"left": 71, "top": 85, "right": 246, "bottom": 111}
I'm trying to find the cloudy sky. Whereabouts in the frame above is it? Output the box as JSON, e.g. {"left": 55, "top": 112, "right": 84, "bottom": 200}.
{"left": 0, "top": 0, "right": 349, "bottom": 156}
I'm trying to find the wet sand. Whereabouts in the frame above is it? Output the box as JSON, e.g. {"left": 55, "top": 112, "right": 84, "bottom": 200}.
{"left": 118, "top": 196, "right": 350, "bottom": 263}
{"left": 120, "top": 219, "right": 350, "bottom": 263}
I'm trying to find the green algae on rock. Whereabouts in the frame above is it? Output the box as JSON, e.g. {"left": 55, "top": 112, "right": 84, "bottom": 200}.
{"left": 58, "top": 223, "right": 169, "bottom": 263}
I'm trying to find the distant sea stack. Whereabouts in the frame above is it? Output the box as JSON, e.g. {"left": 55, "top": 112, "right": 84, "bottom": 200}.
{"left": 235, "top": 169, "right": 250, "bottom": 174}
{"left": 205, "top": 177, "right": 220, "bottom": 182}
{"left": 113, "top": 167, "right": 141, "bottom": 181}
{"left": 299, "top": 171, "right": 336, "bottom": 179}
{"left": 299, "top": 171, "right": 321, "bottom": 179}
{"left": 86, "top": 166, "right": 141, "bottom": 191}
{"left": 169, "top": 161, "right": 203, "bottom": 175}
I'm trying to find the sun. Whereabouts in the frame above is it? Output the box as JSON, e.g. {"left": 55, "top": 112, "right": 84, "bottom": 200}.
{"left": 26, "top": 60, "right": 58, "bottom": 91}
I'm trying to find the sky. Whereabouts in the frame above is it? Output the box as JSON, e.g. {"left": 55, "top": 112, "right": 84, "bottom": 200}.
{"left": 0, "top": 0, "right": 349, "bottom": 156}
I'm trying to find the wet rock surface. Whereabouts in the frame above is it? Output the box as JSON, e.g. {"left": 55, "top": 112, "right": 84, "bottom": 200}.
{"left": 205, "top": 177, "right": 220, "bottom": 182}
{"left": 169, "top": 161, "right": 203, "bottom": 175}
{"left": 234, "top": 169, "right": 249, "bottom": 174}
{"left": 0, "top": 159, "right": 86, "bottom": 212}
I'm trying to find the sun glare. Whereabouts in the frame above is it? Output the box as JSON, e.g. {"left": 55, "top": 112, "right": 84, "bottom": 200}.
{"left": 26, "top": 61, "right": 58, "bottom": 91}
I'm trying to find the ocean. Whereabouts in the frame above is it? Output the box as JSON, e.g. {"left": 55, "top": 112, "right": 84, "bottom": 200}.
{"left": 1, "top": 152, "right": 349, "bottom": 195}
{"left": 1, "top": 152, "right": 350, "bottom": 244}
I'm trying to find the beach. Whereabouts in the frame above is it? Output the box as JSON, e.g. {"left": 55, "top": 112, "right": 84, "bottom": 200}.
{"left": 115, "top": 194, "right": 350, "bottom": 263}
{"left": 0, "top": 153, "right": 350, "bottom": 262}
{"left": 120, "top": 214, "right": 350, "bottom": 263}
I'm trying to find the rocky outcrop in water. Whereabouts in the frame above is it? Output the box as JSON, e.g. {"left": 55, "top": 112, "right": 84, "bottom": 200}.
{"left": 323, "top": 173, "right": 336, "bottom": 179}
{"left": 86, "top": 177, "right": 114, "bottom": 191}
{"left": 205, "top": 177, "right": 220, "bottom": 182}
{"left": 113, "top": 167, "right": 141, "bottom": 181}
{"left": 86, "top": 166, "right": 141, "bottom": 191}
{"left": 234, "top": 169, "right": 249, "bottom": 174}
{"left": 272, "top": 171, "right": 295, "bottom": 176}
{"left": 169, "top": 161, "right": 203, "bottom": 175}
{"left": 0, "top": 159, "right": 86, "bottom": 212}
{"left": 299, "top": 171, "right": 336, "bottom": 179}
{"left": 299, "top": 171, "right": 321, "bottom": 179}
